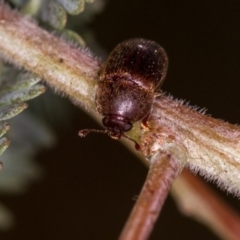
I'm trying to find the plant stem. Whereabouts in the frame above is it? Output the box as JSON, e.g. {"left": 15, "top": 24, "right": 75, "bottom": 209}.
{"left": 172, "top": 170, "right": 240, "bottom": 240}
{"left": 1, "top": 1, "right": 240, "bottom": 197}
{"left": 119, "top": 147, "right": 186, "bottom": 240}
{"left": 0, "top": 1, "right": 100, "bottom": 110}
{"left": 140, "top": 96, "right": 240, "bottom": 196}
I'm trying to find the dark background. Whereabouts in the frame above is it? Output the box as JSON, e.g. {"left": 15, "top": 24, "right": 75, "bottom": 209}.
{"left": 1, "top": 0, "right": 240, "bottom": 239}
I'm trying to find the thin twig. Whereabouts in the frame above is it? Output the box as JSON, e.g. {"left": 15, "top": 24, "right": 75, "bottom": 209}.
{"left": 119, "top": 145, "right": 187, "bottom": 240}
{"left": 172, "top": 170, "right": 240, "bottom": 240}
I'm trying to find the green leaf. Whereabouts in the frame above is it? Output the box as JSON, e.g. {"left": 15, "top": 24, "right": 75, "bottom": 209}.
{"left": 0, "top": 138, "right": 10, "bottom": 156}
{"left": 41, "top": 1, "right": 67, "bottom": 30}
{"left": 21, "top": 0, "right": 42, "bottom": 15}
{"left": 0, "top": 122, "right": 10, "bottom": 138}
{"left": 56, "top": 0, "right": 85, "bottom": 15}
{"left": 0, "top": 85, "right": 45, "bottom": 105}
{"left": 61, "top": 29, "right": 86, "bottom": 46}
{"left": 0, "top": 103, "right": 28, "bottom": 121}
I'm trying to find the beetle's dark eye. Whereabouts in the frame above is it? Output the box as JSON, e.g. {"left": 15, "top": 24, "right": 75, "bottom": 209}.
{"left": 102, "top": 116, "right": 132, "bottom": 132}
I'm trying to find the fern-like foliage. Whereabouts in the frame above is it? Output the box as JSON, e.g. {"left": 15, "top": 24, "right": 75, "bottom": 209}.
{"left": 0, "top": 62, "right": 45, "bottom": 157}
{"left": 0, "top": 0, "right": 104, "bottom": 230}
{"left": 0, "top": 0, "right": 103, "bottom": 165}
{"left": 7, "top": 0, "right": 97, "bottom": 29}
{"left": 0, "top": 62, "right": 48, "bottom": 229}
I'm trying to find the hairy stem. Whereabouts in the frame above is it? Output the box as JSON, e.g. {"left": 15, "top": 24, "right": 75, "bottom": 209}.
{"left": 0, "top": 1, "right": 100, "bottom": 110}
{"left": 0, "top": 2, "right": 240, "bottom": 197}
{"left": 140, "top": 96, "right": 240, "bottom": 195}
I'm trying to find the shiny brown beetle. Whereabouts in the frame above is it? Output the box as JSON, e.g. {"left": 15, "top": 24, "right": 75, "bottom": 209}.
{"left": 79, "top": 38, "right": 168, "bottom": 149}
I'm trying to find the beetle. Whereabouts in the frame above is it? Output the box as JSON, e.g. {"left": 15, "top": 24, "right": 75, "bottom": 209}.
{"left": 79, "top": 38, "right": 168, "bottom": 149}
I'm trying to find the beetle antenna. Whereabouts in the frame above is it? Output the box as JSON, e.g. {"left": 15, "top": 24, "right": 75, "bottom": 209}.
{"left": 79, "top": 129, "right": 141, "bottom": 151}
{"left": 78, "top": 129, "right": 107, "bottom": 137}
